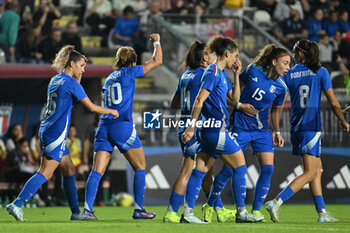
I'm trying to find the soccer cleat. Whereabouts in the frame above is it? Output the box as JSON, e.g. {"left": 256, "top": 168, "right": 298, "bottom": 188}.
{"left": 71, "top": 211, "right": 97, "bottom": 221}
{"left": 7, "top": 203, "right": 26, "bottom": 221}
{"left": 132, "top": 209, "right": 156, "bottom": 219}
{"left": 318, "top": 212, "right": 339, "bottom": 222}
{"left": 216, "top": 207, "right": 236, "bottom": 222}
{"left": 180, "top": 214, "right": 208, "bottom": 224}
{"left": 265, "top": 200, "right": 280, "bottom": 223}
{"left": 82, "top": 208, "right": 98, "bottom": 220}
{"left": 201, "top": 203, "right": 214, "bottom": 223}
{"left": 252, "top": 210, "right": 265, "bottom": 222}
{"left": 236, "top": 209, "right": 264, "bottom": 223}
{"left": 163, "top": 211, "right": 180, "bottom": 223}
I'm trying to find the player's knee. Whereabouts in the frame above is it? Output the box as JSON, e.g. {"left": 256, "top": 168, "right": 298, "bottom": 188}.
{"left": 132, "top": 161, "right": 146, "bottom": 170}
{"left": 304, "top": 169, "right": 317, "bottom": 181}
{"left": 94, "top": 166, "right": 106, "bottom": 175}
{"left": 39, "top": 170, "right": 53, "bottom": 180}
{"left": 179, "top": 168, "right": 192, "bottom": 180}
{"left": 260, "top": 165, "right": 274, "bottom": 176}
{"left": 62, "top": 165, "right": 75, "bottom": 176}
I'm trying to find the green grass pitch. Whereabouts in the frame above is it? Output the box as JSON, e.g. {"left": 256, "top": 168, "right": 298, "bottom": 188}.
{"left": 0, "top": 205, "right": 349, "bottom": 233}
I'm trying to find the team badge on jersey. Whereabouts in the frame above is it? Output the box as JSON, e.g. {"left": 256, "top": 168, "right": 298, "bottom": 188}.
{"left": 143, "top": 110, "right": 162, "bottom": 129}
{"left": 0, "top": 105, "right": 13, "bottom": 137}
{"left": 269, "top": 85, "right": 276, "bottom": 93}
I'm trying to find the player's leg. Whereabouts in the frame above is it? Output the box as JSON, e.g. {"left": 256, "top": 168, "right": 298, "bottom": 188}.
{"left": 203, "top": 131, "right": 250, "bottom": 223}
{"left": 252, "top": 152, "right": 274, "bottom": 219}
{"left": 265, "top": 154, "right": 319, "bottom": 222}
{"left": 8, "top": 156, "right": 58, "bottom": 221}
{"left": 222, "top": 150, "right": 264, "bottom": 223}
{"left": 252, "top": 130, "right": 274, "bottom": 216}
{"left": 202, "top": 163, "right": 233, "bottom": 223}
{"left": 181, "top": 151, "right": 214, "bottom": 223}
{"left": 201, "top": 167, "right": 213, "bottom": 199}
{"left": 59, "top": 154, "right": 80, "bottom": 216}
{"left": 125, "top": 146, "right": 156, "bottom": 219}
{"left": 164, "top": 156, "right": 194, "bottom": 223}
{"left": 84, "top": 151, "right": 111, "bottom": 217}
{"left": 309, "top": 160, "right": 338, "bottom": 222}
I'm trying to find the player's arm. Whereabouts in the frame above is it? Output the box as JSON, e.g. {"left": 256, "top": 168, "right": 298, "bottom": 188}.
{"left": 229, "top": 58, "right": 242, "bottom": 107}
{"left": 227, "top": 58, "right": 241, "bottom": 106}
{"left": 142, "top": 33, "right": 162, "bottom": 75}
{"left": 80, "top": 97, "right": 119, "bottom": 118}
{"left": 271, "top": 104, "right": 284, "bottom": 147}
{"left": 181, "top": 88, "right": 210, "bottom": 143}
{"left": 324, "top": 88, "right": 349, "bottom": 132}
{"left": 271, "top": 92, "right": 288, "bottom": 147}
{"left": 170, "top": 93, "right": 181, "bottom": 109}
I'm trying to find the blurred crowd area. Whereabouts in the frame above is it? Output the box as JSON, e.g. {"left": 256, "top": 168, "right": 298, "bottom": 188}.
{"left": 0, "top": 0, "right": 349, "bottom": 78}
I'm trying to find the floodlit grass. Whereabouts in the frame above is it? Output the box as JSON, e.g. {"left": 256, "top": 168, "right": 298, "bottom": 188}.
{"left": 0, "top": 204, "right": 349, "bottom": 233}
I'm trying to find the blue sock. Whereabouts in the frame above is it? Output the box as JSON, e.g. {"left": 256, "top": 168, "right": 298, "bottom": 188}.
{"left": 134, "top": 169, "right": 146, "bottom": 210}
{"left": 168, "top": 191, "right": 184, "bottom": 213}
{"left": 313, "top": 195, "right": 325, "bottom": 211}
{"left": 185, "top": 169, "right": 206, "bottom": 208}
{"left": 84, "top": 170, "right": 102, "bottom": 212}
{"left": 231, "top": 165, "right": 247, "bottom": 208}
{"left": 278, "top": 185, "right": 294, "bottom": 202}
{"left": 14, "top": 173, "right": 47, "bottom": 208}
{"left": 62, "top": 175, "right": 80, "bottom": 214}
{"left": 253, "top": 165, "right": 274, "bottom": 211}
{"left": 208, "top": 166, "right": 232, "bottom": 209}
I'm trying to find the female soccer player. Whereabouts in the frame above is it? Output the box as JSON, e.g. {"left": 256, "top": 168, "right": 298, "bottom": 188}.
{"left": 83, "top": 33, "right": 162, "bottom": 220}
{"left": 201, "top": 44, "right": 290, "bottom": 223}
{"left": 163, "top": 41, "right": 223, "bottom": 223}
{"left": 265, "top": 39, "right": 349, "bottom": 223}
{"left": 7, "top": 45, "right": 119, "bottom": 221}
{"left": 180, "top": 35, "right": 263, "bottom": 223}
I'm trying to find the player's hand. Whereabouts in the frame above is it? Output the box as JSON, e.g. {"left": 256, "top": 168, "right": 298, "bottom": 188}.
{"left": 231, "top": 58, "right": 242, "bottom": 74}
{"left": 181, "top": 127, "right": 194, "bottom": 144}
{"left": 273, "top": 133, "right": 284, "bottom": 147}
{"left": 110, "top": 110, "right": 119, "bottom": 119}
{"left": 239, "top": 103, "right": 259, "bottom": 116}
{"left": 341, "top": 121, "right": 349, "bottom": 133}
{"left": 150, "top": 33, "right": 160, "bottom": 42}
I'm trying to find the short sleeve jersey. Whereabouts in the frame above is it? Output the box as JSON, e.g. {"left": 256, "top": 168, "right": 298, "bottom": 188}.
{"left": 40, "top": 72, "right": 87, "bottom": 138}
{"left": 231, "top": 64, "right": 288, "bottom": 131}
{"left": 200, "top": 63, "right": 232, "bottom": 131}
{"left": 174, "top": 67, "right": 204, "bottom": 133}
{"left": 283, "top": 64, "right": 332, "bottom": 132}
{"left": 100, "top": 65, "right": 144, "bottom": 122}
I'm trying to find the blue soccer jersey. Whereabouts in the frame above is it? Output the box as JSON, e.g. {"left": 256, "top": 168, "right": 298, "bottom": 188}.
{"left": 174, "top": 67, "right": 204, "bottom": 133}
{"left": 231, "top": 64, "right": 288, "bottom": 131}
{"left": 100, "top": 65, "right": 144, "bottom": 122}
{"left": 40, "top": 72, "right": 87, "bottom": 138}
{"left": 200, "top": 63, "right": 232, "bottom": 131}
{"left": 39, "top": 72, "right": 87, "bottom": 160}
{"left": 283, "top": 64, "right": 332, "bottom": 132}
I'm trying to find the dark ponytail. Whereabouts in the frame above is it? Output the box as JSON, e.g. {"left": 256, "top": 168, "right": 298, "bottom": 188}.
{"left": 181, "top": 41, "right": 206, "bottom": 70}
{"left": 294, "top": 39, "right": 321, "bottom": 73}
